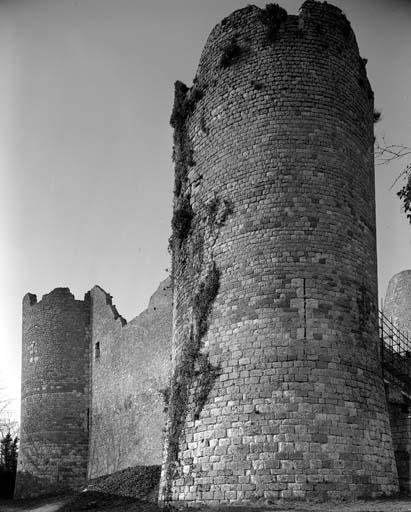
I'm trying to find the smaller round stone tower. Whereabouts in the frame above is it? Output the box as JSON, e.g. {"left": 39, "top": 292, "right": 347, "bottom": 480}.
{"left": 15, "top": 288, "right": 90, "bottom": 498}
{"left": 384, "top": 270, "right": 411, "bottom": 335}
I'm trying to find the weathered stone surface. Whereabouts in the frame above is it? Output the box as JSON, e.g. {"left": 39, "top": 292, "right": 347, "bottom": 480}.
{"left": 88, "top": 278, "right": 172, "bottom": 478}
{"left": 387, "top": 398, "right": 411, "bottom": 494}
{"left": 160, "top": 1, "right": 398, "bottom": 504}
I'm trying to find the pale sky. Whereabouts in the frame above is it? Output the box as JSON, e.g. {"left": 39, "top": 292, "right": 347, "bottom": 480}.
{"left": 0, "top": 0, "right": 410, "bottom": 421}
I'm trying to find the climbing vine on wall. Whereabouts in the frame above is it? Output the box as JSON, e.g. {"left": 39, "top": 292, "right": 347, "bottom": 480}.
{"left": 170, "top": 81, "right": 203, "bottom": 198}
{"left": 162, "top": 264, "right": 221, "bottom": 503}
{"left": 169, "top": 80, "right": 205, "bottom": 258}
{"left": 162, "top": 75, "right": 235, "bottom": 504}
{"left": 172, "top": 195, "right": 194, "bottom": 246}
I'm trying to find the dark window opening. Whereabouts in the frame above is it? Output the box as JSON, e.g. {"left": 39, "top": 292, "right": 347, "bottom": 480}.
{"left": 95, "top": 342, "right": 100, "bottom": 359}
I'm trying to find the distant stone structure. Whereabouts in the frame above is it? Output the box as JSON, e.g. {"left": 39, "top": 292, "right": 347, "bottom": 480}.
{"left": 15, "top": 0, "right": 411, "bottom": 505}
{"left": 384, "top": 270, "right": 411, "bottom": 335}
{"left": 14, "top": 279, "right": 172, "bottom": 498}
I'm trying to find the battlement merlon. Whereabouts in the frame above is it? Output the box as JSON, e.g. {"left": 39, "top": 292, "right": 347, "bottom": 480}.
{"left": 23, "top": 293, "right": 37, "bottom": 308}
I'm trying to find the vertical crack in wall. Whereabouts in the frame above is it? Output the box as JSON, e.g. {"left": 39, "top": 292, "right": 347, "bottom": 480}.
{"left": 303, "top": 278, "right": 307, "bottom": 340}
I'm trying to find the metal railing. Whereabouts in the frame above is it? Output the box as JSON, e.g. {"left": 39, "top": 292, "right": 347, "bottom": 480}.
{"left": 379, "top": 310, "right": 411, "bottom": 385}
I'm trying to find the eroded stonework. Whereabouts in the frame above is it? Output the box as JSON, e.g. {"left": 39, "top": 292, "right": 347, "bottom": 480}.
{"left": 88, "top": 281, "right": 172, "bottom": 478}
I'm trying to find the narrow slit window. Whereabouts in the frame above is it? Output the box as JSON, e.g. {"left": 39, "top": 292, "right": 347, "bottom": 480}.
{"left": 29, "top": 341, "right": 38, "bottom": 363}
{"left": 95, "top": 342, "right": 100, "bottom": 359}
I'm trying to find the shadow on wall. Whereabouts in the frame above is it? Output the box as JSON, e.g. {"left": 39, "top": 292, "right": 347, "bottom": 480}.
{"left": 85, "top": 465, "right": 161, "bottom": 501}
{"left": 56, "top": 490, "right": 160, "bottom": 512}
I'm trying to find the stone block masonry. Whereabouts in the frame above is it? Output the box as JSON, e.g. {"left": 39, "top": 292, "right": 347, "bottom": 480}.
{"left": 88, "top": 279, "right": 172, "bottom": 478}
{"left": 160, "top": 0, "right": 399, "bottom": 505}
{"left": 15, "top": 289, "right": 90, "bottom": 497}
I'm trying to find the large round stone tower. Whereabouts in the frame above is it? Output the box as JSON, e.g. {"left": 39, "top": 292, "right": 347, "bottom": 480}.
{"left": 15, "top": 288, "right": 90, "bottom": 497}
{"left": 160, "top": 0, "right": 398, "bottom": 504}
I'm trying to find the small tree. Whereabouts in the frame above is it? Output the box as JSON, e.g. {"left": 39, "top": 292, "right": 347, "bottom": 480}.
{"left": 0, "top": 387, "right": 19, "bottom": 498}
{"left": 0, "top": 432, "right": 18, "bottom": 472}
{"left": 375, "top": 141, "right": 411, "bottom": 224}
{"left": 0, "top": 431, "right": 18, "bottom": 498}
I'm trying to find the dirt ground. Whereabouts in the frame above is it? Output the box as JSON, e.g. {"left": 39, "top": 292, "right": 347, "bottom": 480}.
{"left": 2, "top": 493, "right": 411, "bottom": 512}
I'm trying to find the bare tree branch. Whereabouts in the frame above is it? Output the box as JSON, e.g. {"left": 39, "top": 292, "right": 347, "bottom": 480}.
{"left": 0, "top": 387, "right": 19, "bottom": 439}
{"left": 375, "top": 139, "right": 411, "bottom": 224}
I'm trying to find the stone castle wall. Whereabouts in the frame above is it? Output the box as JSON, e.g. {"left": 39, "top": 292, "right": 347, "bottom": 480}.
{"left": 88, "top": 279, "right": 171, "bottom": 478}
{"left": 15, "top": 289, "right": 90, "bottom": 497}
{"left": 160, "top": 1, "right": 398, "bottom": 504}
